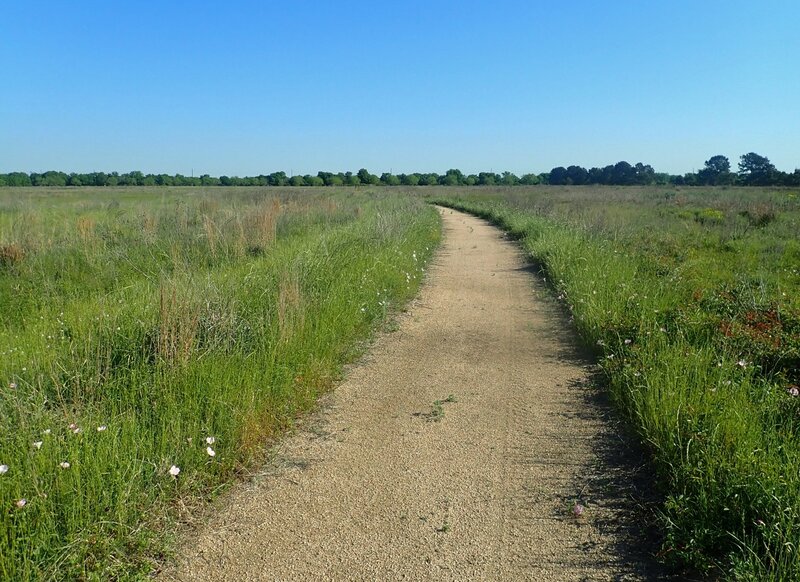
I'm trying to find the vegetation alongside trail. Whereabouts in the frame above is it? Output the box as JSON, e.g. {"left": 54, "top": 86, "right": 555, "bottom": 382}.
{"left": 0, "top": 187, "right": 439, "bottom": 579}
{"left": 431, "top": 187, "right": 800, "bottom": 580}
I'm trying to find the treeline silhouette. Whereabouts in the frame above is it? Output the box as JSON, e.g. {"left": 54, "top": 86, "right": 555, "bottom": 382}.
{"left": 2, "top": 153, "right": 797, "bottom": 188}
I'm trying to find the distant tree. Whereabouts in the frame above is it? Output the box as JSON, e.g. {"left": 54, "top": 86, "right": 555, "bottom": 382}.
{"left": 344, "top": 171, "right": 361, "bottom": 186}
{"left": 464, "top": 174, "right": 478, "bottom": 185}
{"left": 500, "top": 171, "right": 519, "bottom": 186}
{"left": 305, "top": 175, "right": 324, "bottom": 186}
{"left": 611, "top": 161, "right": 637, "bottom": 185}
{"left": 548, "top": 167, "right": 569, "bottom": 185}
{"left": 356, "top": 168, "right": 380, "bottom": 185}
{"left": 440, "top": 169, "right": 464, "bottom": 186}
{"left": 633, "top": 162, "right": 656, "bottom": 185}
{"left": 697, "top": 155, "right": 734, "bottom": 185}
{"left": 739, "top": 152, "right": 777, "bottom": 186}
{"left": 400, "top": 173, "right": 420, "bottom": 186}
{"left": 380, "top": 172, "right": 401, "bottom": 186}
{"left": 519, "top": 173, "right": 540, "bottom": 185}
{"left": 200, "top": 174, "right": 220, "bottom": 186}
{"left": 477, "top": 172, "right": 498, "bottom": 186}
{"left": 419, "top": 173, "right": 439, "bottom": 186}
{"left": 268, "top": 171, "right": 288, "bottom": 186}
{"left": 289, "top": 175, "right": 306, "bottom": 186}
{"left": 565, "top": 165, "right": 588, "bottom": 185}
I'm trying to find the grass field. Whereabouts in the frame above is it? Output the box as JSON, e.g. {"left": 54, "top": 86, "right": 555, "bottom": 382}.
{"left": 430, "top": 185, "right": 800, "bottom": 580}
{"left": 0, "top": 187, "right": 440, "bottom": 579}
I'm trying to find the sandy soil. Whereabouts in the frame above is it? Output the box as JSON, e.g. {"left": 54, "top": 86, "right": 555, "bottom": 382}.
{"left": 161, "top": 208, "right": 667, "bottom": 581}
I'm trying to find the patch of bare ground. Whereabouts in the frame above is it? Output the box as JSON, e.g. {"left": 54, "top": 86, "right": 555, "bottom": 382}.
{"left": 160, "top": 208, "right": 675, "bottom": 581}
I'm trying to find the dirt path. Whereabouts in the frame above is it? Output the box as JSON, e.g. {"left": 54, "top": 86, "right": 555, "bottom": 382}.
{"left": 162, "top": 208, "right": 665, "bottom": 581}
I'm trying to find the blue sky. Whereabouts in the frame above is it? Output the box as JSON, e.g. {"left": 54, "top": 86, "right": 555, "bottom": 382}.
{"left": 2, "top": 0, "right": 798, "bottom": 176}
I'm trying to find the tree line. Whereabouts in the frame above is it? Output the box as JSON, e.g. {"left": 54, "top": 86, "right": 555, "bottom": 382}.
{"left": 1, "top": 153, "right": 797, "bottom": 188}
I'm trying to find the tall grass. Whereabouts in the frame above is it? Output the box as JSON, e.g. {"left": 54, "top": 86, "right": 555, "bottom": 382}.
{"left": 0, "top": 187, "right": 440, "bottom": 579}
{"left": 431, "top": 187, "right": 800, "bottom": 581}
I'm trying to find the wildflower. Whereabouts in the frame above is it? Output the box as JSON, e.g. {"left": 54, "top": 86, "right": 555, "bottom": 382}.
{"left": 737, "top": 360, "right": 747, "bottom": 368}
{"left": 205, "top": 436, "right": 216, "bottom": 445}
{"left": 72, "top": 427, "right": 81, "bottom": 434}
{"left": 0, "top": 464, "right": 8, "bottom": 475}
{"left": 68, "top": 423, "right": 78, "bottom": 430}
{"left": 206, "top": 447, "right": 216, "bottom": 457}
{"left": 15, "top": 499, "right": 26, "bottom": 508}
{"left": 9, "top": 382, "right": 16, "bottom": 389}
{"left": 96, "top": 425, "right": 107, "bottom": 432}
{"left": 168, "top": 465, "right": 180, "bottom": 477}
{"left": 624, "top": 339, "right": 632, "bottom": 345}
{"left": 33, "top": 441, "right": 43, "bottom": 450}
{"left": 572, "top": 503, "right": 585, "bottom": 517}
{"left": 43, "top": 429, "right": 51, "bottom": 435}
{"left": 788, "top": 386, "right": 799, "bottom": 397}
{"left": 659, "top": 327, "right": 667, "bottom": 333}
{"left": 59, "top": 462, "right": 70, "bottom": 469}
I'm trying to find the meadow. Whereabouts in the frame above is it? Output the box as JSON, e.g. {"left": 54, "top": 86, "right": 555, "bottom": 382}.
{"left": 0, "top": 187, "right": 440, "bottom": 579}
{"left": 430, "top": 185, "right": 800, "bottom": 580}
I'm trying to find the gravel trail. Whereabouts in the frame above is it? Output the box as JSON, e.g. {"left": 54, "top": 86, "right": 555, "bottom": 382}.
{"left": 162, "top": 208, "right": 665, "bottom": 581}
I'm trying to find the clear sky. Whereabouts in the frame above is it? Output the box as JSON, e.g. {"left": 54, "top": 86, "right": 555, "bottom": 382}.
{"left": 2, "top": 0, "right": 798, "bottom": 176}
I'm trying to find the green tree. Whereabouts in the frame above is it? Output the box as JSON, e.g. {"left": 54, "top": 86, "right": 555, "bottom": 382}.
{"left": 698, "top": 155, "right": 734, "bottom": 185}
{"left": 380, "top": 172, "right": 401, "bottom": 186}
{"left": 500, "top": 171, "right": 519, "bottom": 186}
{"left": 738, "top": 152, "right": 777, "bottom": 186}
{"left": 356, "top": 168, "right": 380, "bottom": 185}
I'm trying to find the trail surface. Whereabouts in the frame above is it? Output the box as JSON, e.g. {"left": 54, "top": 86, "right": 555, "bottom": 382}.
{"left": 163, "top": 208, "right": 664, "bottom": 581}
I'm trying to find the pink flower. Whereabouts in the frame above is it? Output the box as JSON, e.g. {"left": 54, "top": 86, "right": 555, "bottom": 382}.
{"left": 168, "top": 465, "right": 180, "bottom": 477}
{"left": 572, "top": 503, "right": 585, "bottom": 517}
{"left": 787, "top": 386, "right": 799, "bottom": 397}
{"left": 59, "top": 461, "right": 70, "bottom": 469}
{"left": 15, "top": 499, "right": 27, "bottom": 508}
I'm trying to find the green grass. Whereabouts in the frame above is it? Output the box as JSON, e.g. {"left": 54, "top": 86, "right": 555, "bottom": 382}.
{"left": 429, "top": 186, "right": 800, "bottom": 581}
{"left": 0, "top": 186, "right": 440, "bottom": 579}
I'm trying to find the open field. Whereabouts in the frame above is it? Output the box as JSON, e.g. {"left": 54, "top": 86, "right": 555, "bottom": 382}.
{"left": 0, "top": 187, "right": 439, "bottom": 579}
{"left": 430, "top": 185, "right": 800, "bottom": 580}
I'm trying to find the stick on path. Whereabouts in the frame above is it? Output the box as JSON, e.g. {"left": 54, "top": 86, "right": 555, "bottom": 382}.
{"left": 163, "top": 208, "right": 666, "bottom": 581}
